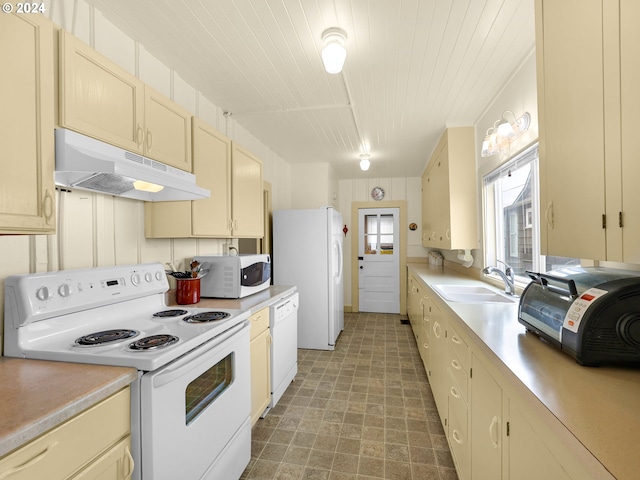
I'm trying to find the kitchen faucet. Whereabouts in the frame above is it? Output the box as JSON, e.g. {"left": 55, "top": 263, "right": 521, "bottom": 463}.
{"left": 483, "top": 260, "right": 516, "bottom": 295}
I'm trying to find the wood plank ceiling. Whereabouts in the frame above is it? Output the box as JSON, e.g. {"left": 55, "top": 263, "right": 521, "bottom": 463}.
{"left": 86, "top": 0, "right": 535, "bottom": 179}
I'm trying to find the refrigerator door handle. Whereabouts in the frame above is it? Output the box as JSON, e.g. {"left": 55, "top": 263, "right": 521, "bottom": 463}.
{"left": 335, "top": 239, "right": 344, "bottom": 283}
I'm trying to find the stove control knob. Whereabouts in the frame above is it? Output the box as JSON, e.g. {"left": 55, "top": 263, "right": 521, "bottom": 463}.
{"left": 58, "top": 284, "right": 72, "bottom": 298}
{"left": 131, "top": 273, "right": 140, "bottom": 286}
{"left": 155, "top": 271, "right": 163, "bottom": 281}
{"left": 36, "top": 286, "right": 50, "bottom": 301}
{"left": 144, "top": 272, "right": 153, "bottom": 283}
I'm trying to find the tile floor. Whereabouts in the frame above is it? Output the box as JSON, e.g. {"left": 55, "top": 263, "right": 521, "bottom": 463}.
{"left": 241, "top": 312, "right": 458, "bottom": 480}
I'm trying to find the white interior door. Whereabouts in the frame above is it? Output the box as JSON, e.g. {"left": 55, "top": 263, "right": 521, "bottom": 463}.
{"left": 358, "top": 208, "right": 400, "bottom": 313}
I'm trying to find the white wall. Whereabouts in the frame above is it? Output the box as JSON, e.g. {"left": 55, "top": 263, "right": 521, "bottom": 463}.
{"left": 0, "top": 0, "right": 293, "bottom": 351}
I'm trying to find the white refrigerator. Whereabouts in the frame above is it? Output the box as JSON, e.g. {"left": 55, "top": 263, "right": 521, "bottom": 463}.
{"left": 273, "top": 207, "right": 344, "bottom": 350}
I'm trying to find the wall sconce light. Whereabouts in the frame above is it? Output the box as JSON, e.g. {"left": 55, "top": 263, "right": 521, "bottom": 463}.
{"left": 359, "top": 153, "right": 371, "bottom": 171}
{"left": 321, "top": 28, "right": 347, "bottom": 74}
{"left": 481, "top": 111, "right": 531, "bottom": 157}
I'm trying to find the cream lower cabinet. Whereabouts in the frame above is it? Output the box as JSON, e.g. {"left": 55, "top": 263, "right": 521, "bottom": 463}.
{"left": 0, "top": 388, "right": 132, "bottom": 480}
{"left": 59, "top": 30, "right": 191, "bottom": 172}
{"left": 421, "top": 127, "right": 476, "bottom": 250}
{"left": 250, "top": 308, "right": 271, "bottom": 426}
{"left": 407, "top": 273, "right": 608, "bottom": 479}
{"left": 0, "top": 13, "right": 55, "bottom": 234}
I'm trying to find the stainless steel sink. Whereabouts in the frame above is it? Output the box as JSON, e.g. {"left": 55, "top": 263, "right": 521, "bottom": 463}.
{"left": 432, "top": 284, "right": 518, "bottom": 304}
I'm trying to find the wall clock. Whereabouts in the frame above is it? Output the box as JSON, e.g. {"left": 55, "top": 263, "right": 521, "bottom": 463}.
{"left": 371, "top": 186, "right": 385, "bottom": 201}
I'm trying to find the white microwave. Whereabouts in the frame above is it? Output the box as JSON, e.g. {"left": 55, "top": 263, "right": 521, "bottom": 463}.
{"left": 194, "top": 254, "right": 271, "bottom": 298}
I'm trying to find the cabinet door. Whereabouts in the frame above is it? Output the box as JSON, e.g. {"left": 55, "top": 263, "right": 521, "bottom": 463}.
{"left": 420, "top": 296, "right": 432, "bottom": 373}
{"left": 72, "top": 437, "right": 134, "bottom": 480}
{"left": 471, "top": 354, "right": 503, "bottom": 479}
{"left": 0, "top": 13, "right": 55, "bottom": 233}
{"left": 144, "top": 87, "right": 192, "bottom": 171}
{"left": 429, "top": 304, "right": 448, "bottom": 429}
{"left": 508, "top": 400, "right": 571, "bottom": 480}
{"left": 421, "top": 169, "right": 434, "bottom": 247}
{"left": 620, "top": 0, "right": 640, "bottom": 263}
{"left": 433, "top": 149, "right": 451, "bottom": 248}
{"left": 536, "top": 0, "right": 606, "bottom": 259}
{"left": 59, "top": 30, "right": 145, "bottom": 154}
{"left": 191, "top": 118, "right": 232, "bottom": 236}
{"left": 231, "top": 143, "right": 264, "bottom": 238}
{"left": 250, "top": 308, "right": 270, "bottom": 426}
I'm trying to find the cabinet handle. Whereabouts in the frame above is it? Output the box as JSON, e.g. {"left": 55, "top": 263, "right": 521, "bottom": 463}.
{"left": 136, "top": 124, "right": 144, "bottom": 148}
{"left": 43, "top": 189, "right": 54, "bottom": 225}
{"left": 123, "top": 445, "right": 135, "bottom": 477}
{"left": 451, "top": 335, "right": 462, "bottom": 345}
{"left": 451, "top": 359, "right": 461, "bottom": 371}
{"left": 423, "top": 343, "right": 429, "bottom": 349}
{"left": 545, "top": 201, "right": 554, "bottom": 229}
{"left": 0, "top": 441, "right": 58, "bottom": 479}
{"left": 446, "top": 229, "right": 451, "bottom": 240}
{"left": 433, "top": 322, "right": 440, "bottom": 338}
{"left": 452, "top": 429, "right": 463, "bottom": 445}
{"left": 146, "top": 128, "right": 153, "bottom": 151}
{"left": 489, "top": 415, "right": 500, "bottom": 449}
{"left": 450, "top": 386, "right": 460, "bottom": 399}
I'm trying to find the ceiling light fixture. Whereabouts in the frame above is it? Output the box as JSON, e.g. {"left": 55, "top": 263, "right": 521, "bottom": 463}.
{"left": 321, "top": 28, "right": 347, "bottom": 74}
{"left": 359, "top": 153, "right": 371, "bottom": 171}
{"left": 481, "top": 111, "right": 531, "bottom": 157}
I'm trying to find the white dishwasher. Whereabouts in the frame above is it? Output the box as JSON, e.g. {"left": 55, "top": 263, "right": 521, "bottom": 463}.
{"left": 262, "top": 291, "right": 299, "bottom": 416}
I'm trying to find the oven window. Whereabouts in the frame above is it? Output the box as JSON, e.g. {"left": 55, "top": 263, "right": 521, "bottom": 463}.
{"left": 185, "top": 353, "right": 234, "bottom": 425}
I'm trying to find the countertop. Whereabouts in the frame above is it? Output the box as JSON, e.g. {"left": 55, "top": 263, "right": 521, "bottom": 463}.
{"left": 166, "top": 285, "right": 297, "bottom": 313}
{"left": 0, "top": 357, "right": 136, "bottom": 458}
{"left": 408, "top": 263, "right": 640, "bottom": 480}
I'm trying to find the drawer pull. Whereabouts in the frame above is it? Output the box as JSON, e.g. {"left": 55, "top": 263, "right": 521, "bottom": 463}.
{"left": 452, "top": 429, "right": 463, "bottom": 445}
{"left": 451, "top": 359, "right": 462, "bottom": 371}
{"left": 124, "top": 445, "right": 135, "bottom": 477}
{"left": 489, "top": 415, "right": 500, "bottom": 449}
{"left": 0, "top": 441, "right": 58, "bottom": 479}
{"left": 451, "top": 335, "right": 462, "bottom": 345}
{"left": 450, "top": 386, "right": 460, "bottom": 399}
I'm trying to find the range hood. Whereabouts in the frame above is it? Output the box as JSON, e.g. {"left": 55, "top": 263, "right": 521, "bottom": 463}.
{"left": 54, "top": 128, "right": 210, "bottom": 201}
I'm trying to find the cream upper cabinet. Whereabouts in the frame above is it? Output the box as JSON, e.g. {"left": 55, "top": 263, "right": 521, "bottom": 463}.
{"left": 536, "top": 0, "right": 640, "bottom": 262}
{"left": 0, "top": 13, "right": 55, "bottom": 234}
{"left": 421, "top": 127, "right": 476, "bottom": 250}
{"left": 535, "top": 0, "right": 607, "bottom": 260}
{"left": 145, "top": 121, "right": 264, "bottom": 239}
{"left": 619, "top": 0, "right": 640, "bottom": 263}
{"left": 59, "top": 30, "right": 191, "bottom": 171}
{"left": 143, "top": 87, "right": 192, "bottom": 171}
{"left": 145, "top": 118, "right": 232, "bottom": 238}
{"left": 249, "top": 308, "right": 271, "bottom": 426}
{"left": 231, "top": 143, "right": 264, "bottom": 238}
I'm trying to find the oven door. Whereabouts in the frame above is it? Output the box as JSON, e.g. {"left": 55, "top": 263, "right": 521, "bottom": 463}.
{"left": 139, "top": 320, "right": 250, "bottom": 480}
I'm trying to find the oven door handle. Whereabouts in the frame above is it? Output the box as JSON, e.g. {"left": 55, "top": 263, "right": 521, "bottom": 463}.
{"left": 152, "top": 320, "right": 249, "bottom": 388}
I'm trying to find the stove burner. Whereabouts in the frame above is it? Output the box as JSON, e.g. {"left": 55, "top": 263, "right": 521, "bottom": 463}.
{"left": 75, "top": 329, "right": 139, "bottom": 346}
{"left": 129, "top": 334, "right": 179, "bottom": 351}
{"left": 152, "top": 309, "right": 189, "bottom": 318}
{"left": 183, "top": 311, "right": 231, "bottom": 323}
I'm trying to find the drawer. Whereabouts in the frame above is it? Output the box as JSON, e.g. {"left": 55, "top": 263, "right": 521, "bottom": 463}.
{"left": 250, "top": 307, "right": 270, "bottom": 339}
{"left": 448, "top": 324, "right": 470, "bottom": 370}
{"left": 448, "top": 344, "right": 468, "bottom": 402}
{"left": 0, "top": 388, "right": 130, "bottom": 480}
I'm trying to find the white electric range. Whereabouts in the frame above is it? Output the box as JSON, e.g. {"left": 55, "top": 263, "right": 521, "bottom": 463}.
{"left": 3, "top": 263, "right": 251, "bottom": 480}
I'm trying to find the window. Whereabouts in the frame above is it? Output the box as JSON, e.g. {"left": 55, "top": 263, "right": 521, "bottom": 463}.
{"left": 483, "top": 144, "right": 579, "bottom": 283}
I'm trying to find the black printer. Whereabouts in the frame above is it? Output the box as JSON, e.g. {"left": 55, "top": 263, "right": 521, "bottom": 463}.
{"left": 518, "top": 266, "right": 640, "bottom": 366}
